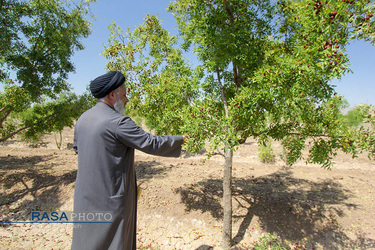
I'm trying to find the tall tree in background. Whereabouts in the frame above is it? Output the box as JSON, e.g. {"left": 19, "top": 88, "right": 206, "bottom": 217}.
{"left": 103, "top": 0, "right": 375, "bottom": 248}
{"left": 0, "top": 0, "right": 96, "bottom": 142}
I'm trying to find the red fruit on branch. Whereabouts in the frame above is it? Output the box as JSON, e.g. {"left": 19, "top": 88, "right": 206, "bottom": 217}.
{"left": 329, "top": 12, "right": 336, "bottom": 20}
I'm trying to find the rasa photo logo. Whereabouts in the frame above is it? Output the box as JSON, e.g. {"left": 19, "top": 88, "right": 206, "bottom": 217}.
{"left": 30, "top": 211, "right": 114, "bottom": 223}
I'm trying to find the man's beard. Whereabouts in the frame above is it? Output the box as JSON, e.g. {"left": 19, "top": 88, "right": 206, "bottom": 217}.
{"left": 114, "top": 96, "right": 126, "bottom": 115}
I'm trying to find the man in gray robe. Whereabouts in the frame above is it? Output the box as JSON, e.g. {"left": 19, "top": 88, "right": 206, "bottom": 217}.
{"left": 71, "top": 71, "right": 185, "bottom": 250}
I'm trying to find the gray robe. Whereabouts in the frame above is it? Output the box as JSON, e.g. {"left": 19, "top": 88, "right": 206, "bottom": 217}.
{"left": 71, "top": 102, "right": 183, "bottom": 250}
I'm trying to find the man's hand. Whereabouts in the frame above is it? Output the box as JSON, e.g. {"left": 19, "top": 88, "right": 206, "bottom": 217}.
{"left": 183, "top": 134, "right": 189, "bottom": 144}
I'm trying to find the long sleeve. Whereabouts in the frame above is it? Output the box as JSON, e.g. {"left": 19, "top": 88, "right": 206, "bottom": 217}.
{"left": 115, "top": 116, "right": 183, "bottom": 157}
{"left": 73, "top": 126, "right": 78, "bottom": 154}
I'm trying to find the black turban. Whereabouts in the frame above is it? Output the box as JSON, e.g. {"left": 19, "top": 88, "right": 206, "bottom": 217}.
{"left": 90, "top": 71, "right": 125, "bottom": 98}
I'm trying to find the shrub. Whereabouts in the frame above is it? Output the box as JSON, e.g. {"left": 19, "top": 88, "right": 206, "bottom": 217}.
{"left": 258, "top": 140, "right": 276, "bottom": 164}
{"left": 254, "top": 233, "right": 288, "bottom": 250}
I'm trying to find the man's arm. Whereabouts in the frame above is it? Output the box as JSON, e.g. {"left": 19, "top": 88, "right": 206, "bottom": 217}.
{"left": 115, "top": 117, "right": 183, "bottom": 157}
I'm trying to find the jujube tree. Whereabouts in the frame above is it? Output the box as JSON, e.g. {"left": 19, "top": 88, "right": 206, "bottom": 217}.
{"left": 103, "top": 0, "right": 375, "bottom": 248}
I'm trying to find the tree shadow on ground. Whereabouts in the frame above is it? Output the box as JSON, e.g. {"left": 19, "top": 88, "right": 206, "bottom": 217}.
{"left": 0, "top": 140, "right": 18, "bottom": 147}
{"left": 135, "top": 160, "right": 172, "bottom": 181}
{"left": 175, "top": 169, "right": 375, "bottom": 249}
{"left": 0, "top": 155, "right": 76, "bottom": 227}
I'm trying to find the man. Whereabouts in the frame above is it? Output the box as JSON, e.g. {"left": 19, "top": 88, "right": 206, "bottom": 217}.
{"left": 71, "top": 71, "right": 185, "bottom": 250}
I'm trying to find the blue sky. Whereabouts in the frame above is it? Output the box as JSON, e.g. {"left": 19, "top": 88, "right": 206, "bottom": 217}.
{"left": 67, "top": 0, "right": 374, "bottom": 107}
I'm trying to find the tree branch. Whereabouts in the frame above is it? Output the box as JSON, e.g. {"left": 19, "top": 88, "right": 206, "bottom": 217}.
{"left": 232, "top": 64, "right": 240, "bottom": 88}
{"left": 0, "top": 113, "right": 56, "bottom": 143}
{"left": 0, "top": 107, "right": 13, "bottom": 128}
{"left": 223, "top": 0, "right": 234, "bottom": 25}
{"left": 287, "top": 132, "right": 332, "bottom": 138}
{"left": 216, "top": 68, "right": 229, "bottom": 117}
{"left": 235, "top": 127, "right": 342, "bottom": 147}
{"left": 237, "top": 134, "right": 250, "bottom": 145}
{"left": 222, "top": 0, "right": 242, "bottom": 89}
{"left": 0, "top": 124, "right": 32, "bottom": 143}
{"left": 211, "top": 150, "right": 225, "bottom": 157}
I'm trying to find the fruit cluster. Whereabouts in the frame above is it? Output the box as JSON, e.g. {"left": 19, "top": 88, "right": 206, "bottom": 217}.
{"left": 313, "top": 1, "right": 323, "bottom": 15}
{"left": 363, "top": 13, "right": 373, "bottom": 22}
{"left": 328, "top": 11, "right": 338, "bottom": 24}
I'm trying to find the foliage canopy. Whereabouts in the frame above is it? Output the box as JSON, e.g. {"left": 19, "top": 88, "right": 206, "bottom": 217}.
{"left": 0, "top": 0, "right": 96, "bottom": 143}
{"left": 103, "top": 0, "right": 375, "bottom": 168}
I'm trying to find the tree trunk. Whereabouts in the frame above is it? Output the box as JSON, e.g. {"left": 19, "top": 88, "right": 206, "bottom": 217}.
{"left": 215, "top": 67, "right": 233, "bottom": 248}
{"left": 54, "top": 131, "right": 63, "bottom": 149}
{"left": 222, "top": 143, "right": 233, "bottom": 249}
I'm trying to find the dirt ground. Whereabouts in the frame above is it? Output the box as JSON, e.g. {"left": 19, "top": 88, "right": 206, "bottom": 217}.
{"left": 1, "top": 126, "right": 375, "bottom": 249}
